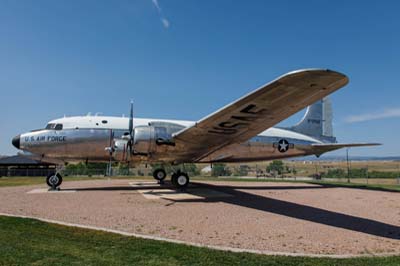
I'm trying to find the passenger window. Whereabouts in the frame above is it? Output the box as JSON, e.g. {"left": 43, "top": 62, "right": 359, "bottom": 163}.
{"left": 55, "top": 124, "right": 63, "bottom": 130}
{"left": 102, "top": 120, "right": 108, "bottom": 124}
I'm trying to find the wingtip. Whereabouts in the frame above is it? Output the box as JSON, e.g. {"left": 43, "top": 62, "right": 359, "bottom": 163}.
{"left": 285, "top": 68, "right": 348, "bottom": 80}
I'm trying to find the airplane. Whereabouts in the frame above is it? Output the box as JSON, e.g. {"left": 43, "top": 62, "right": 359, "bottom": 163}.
{"left": 11, "top": 69, "right": 379, "bottom": 189}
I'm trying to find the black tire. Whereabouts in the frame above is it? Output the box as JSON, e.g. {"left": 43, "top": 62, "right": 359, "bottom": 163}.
{"left": 172, "top": 172, "right": 189, "bottom": 189}
{"left": 46, "top": 173, "right": 63, "bottom": 188}
{"left": 153, "top": 169, "right": 167, "bottom": 181}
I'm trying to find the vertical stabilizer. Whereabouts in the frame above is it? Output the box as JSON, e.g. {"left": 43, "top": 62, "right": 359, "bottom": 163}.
{"left": 289, "top": 97, "right": 336, "bottom": 143}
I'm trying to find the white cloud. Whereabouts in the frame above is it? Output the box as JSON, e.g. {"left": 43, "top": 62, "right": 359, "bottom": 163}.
{"left": 161, "top": 18, "right": 170, "bottom": 28}
{"left": 151, "top": 0, "right": 170, "bottom": 29}
{"left": 152, "top": 0, "right": 161, "bottom": 13}
{"left": 345, "top": 108, "right": 400, "bottom": 123}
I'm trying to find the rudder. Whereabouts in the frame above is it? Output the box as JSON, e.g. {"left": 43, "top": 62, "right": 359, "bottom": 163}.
{"left": 289, "top": 97, "right": 336, "bottom": 143}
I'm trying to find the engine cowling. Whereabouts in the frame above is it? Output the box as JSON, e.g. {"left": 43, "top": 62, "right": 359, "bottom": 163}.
{"left": 133, "top": 126, "right": 156, "bottom": 154}
{"left": 133, "top": 122, "right": 184, "bottom": 155}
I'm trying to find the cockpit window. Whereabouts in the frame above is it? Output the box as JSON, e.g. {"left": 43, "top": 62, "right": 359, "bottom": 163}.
{"left": 45, "top": 123, "right": 56, "bottom": 129}
{"left": 45, "top": 123, "right": 63, "bottom": 130}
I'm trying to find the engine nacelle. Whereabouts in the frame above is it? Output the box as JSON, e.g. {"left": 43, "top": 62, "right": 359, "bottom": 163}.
{"left": 133, "top": 126, "right": 156, "bottom": 154}
{"left": 107, "top": 139, "right": 127, "bottom": 161}
{"left": 133, "top": 122, "right": 183, "bottom": 155}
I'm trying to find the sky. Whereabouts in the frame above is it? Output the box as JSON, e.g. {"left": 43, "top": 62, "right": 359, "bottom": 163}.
{"left": 0, "top": 0, "right": 399, "bottom": 157}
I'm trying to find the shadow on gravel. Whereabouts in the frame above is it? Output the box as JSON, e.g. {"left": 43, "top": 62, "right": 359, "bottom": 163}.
{"left": 65, "top": 181, "right": 400, "bottom": 240}
{"left": 178, "top": 182, "right": 400, "bottom": 240}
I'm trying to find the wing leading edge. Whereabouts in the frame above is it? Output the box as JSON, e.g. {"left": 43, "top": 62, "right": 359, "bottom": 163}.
{"left": 172, "top": 69, "right": 349, "bottom": 163}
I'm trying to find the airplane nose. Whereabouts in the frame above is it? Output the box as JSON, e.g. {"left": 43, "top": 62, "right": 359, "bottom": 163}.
{"left": 12, "top": 135, "right": 20, "bottom": 149}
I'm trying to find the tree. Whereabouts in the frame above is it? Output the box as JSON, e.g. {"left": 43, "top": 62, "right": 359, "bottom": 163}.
{"left": 211, "top": 163, "right": 231, "bottom": 177}
{"left": 233, "top": 165, "right": 249, "bottom": 176}
{"left": 150, "top": 163, "right": 165, "bottom": 173}
{"left": 118, "top": 163, "right": 130, "bottom": 175}
{"left": 266, "top": 160, "right": 284, "bottom": 175}
{"left": 184, "top": 163, "right": 200, "bottom": 176}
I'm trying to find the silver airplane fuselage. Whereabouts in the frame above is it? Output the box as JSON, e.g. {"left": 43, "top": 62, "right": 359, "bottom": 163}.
{"left": 13, "top": 115, "right": 323, "bottom": 164}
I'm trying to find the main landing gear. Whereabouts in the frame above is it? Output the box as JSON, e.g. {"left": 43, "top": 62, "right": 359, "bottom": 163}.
{"left": 152, "top": 169, "right": 167, "bottom": 184}
{"left": 171, "top": 171, "right": 190, "bottom": 189}
{"left": 152, "top": 168, "right": 190, "bottom": 190}
{"left": 46, "top": 172, "right": 63, "bottom": 190}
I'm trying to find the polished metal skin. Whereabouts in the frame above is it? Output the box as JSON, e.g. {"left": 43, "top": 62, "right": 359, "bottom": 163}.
{"left": 11, "top": 69, "right": 377, "bottom": 166}
{"left": 13, "top": 120, "right": 322, "bottom": 164}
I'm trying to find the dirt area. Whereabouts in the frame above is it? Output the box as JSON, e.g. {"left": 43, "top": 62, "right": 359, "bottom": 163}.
{"left": 0, "top": 179, "right": 399, "bottom": 256}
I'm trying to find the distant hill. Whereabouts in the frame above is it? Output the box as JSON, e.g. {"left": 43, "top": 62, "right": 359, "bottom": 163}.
{"left": 290, "top": 155, "right": 400, "bottom": 162}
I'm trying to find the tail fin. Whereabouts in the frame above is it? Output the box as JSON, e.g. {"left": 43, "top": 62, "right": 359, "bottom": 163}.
{"left": 289, "top": 97, "right": 337, "bottom": 143}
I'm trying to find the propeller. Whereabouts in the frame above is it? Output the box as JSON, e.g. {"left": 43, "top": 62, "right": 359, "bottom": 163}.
{"left": 105, "top": 129, "right": 115, "bottom": 176}
{"left": 127, "top": 101, "right": 134, "bottom": 160}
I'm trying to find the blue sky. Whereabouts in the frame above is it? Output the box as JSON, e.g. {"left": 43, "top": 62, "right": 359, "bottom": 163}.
{"left": 0, "top": 0, "right": 399, "bottom": 157}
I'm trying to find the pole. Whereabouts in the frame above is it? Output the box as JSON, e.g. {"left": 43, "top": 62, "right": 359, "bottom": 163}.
{"left": 346, "top": 148, "right": 350, "bottom": 183}
{"left": 397, "top": 164, "right": 400, "bottom": 185}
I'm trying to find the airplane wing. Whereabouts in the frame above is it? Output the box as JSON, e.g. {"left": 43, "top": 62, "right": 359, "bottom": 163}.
{"left": 311, "top": 143, "right": 381, "bottom": 156}
{"left": 172, "top": 69, "right": 349, "bottom": 163}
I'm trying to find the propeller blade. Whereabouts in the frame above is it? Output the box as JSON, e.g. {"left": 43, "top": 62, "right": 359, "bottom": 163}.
{"left": 129, "top": 100, "right": 133, "bottom": 136}
{"left": 128, "top": 101, "right": 134, "bottom": 157}
{"left": 107, "top": 129, "right": 114, "bottom": 176}
{"left": 109, "top": 129, "right": 113, "bottom": 150}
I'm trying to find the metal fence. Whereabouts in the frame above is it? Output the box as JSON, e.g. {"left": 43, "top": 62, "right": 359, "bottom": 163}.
{"left": 1, "top": 168, "right": 55, "bottom": 177}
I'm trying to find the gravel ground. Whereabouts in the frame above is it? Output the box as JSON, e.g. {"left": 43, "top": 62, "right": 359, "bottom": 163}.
{"left": 0, "top": 179, "right": 399, "bottom": 256}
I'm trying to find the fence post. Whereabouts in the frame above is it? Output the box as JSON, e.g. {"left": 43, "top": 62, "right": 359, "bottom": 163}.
{"left": 346, "top": 148, "right": 350, "bottom": 183}
{"left": 397, "top": 164, "right": 400, "bottom": 185}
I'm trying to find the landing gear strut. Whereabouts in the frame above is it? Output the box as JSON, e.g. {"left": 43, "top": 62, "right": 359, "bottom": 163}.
{"left": 152, "top": 169, "right": 167, "bottom": 184}
{"left": 46, "top": 173, "right": 63, "bottom": 190}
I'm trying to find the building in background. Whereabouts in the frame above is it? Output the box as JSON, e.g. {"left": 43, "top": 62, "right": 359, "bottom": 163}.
{"left": 0, "top": 155, "right": 56, "bottom": 177}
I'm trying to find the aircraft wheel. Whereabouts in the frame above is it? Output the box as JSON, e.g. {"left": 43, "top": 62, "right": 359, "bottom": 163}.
{"left": 171, "top": 172, "right": 189, "bottom": 189}
{"left": 46, "top": 173, "right": 63, "bottom": 188}
{"left": 153, "top": 169, "right": 167, "bottom": 181}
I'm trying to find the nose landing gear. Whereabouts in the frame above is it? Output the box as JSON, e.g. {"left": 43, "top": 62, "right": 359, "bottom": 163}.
{"left": 46, "top": 173, "right": 63, "bottom": 191}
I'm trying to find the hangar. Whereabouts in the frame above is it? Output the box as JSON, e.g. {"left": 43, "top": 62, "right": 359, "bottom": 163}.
{"left": 0, "top": 155, "right": 56, "bottom": 177}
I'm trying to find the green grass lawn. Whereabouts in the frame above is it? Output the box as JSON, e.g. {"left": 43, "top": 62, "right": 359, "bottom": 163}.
{"left": 0, "top": 216, "right": 399, "bottom": 266}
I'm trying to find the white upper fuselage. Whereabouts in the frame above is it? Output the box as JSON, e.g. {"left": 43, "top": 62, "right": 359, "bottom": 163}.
{"left": 48, "top": 115, "right": 322, "bottom": 143}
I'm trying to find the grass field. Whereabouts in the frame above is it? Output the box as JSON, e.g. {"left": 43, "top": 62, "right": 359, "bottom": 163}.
{"left": 0, "top": 216, "right": 399, "bottom": 266}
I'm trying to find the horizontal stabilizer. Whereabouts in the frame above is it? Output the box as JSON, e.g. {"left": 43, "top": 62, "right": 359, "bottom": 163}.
{"left": 311, "top": 143, "right": 381, "bottom": 156}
